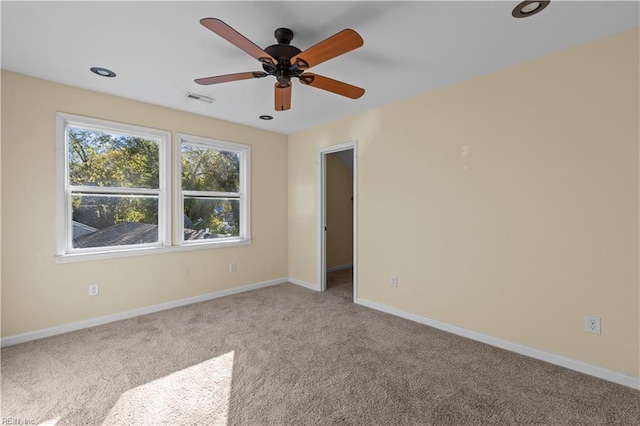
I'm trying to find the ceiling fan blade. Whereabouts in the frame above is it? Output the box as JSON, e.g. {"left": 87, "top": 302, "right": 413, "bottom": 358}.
{"left": 200, "top": 18, "right": 275, "bottom": 65}
{"left": 290, "top": 29, "right": 363, "bottom": 70}
{"left": 274, "top": 83, "right": 291, "bottom": 111}
{"left": 299, "top": 73, "right": 365, "bottom": 99}
{"left": 195, "top": 72, "right": 267, "bottom": 85}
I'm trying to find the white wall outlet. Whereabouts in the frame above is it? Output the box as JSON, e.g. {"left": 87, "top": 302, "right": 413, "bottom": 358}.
{"left": 390, "top": 276, "right": 398, "bottom": 288}
{"left": 88, "top": 283, "right": 99, "bottom": 296}
{"left": 229, "top": 262, "right": 236, "bottom": 273}
{"left": 299, "top": 258, "right": 304, "bottom": 266}
{"left": 585, "top": 315, "right": 601, "bottom": 334}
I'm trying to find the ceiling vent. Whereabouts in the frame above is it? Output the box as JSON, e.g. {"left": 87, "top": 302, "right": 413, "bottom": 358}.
{"left": 186, "top": 92, "right": 214, "bottom": 103}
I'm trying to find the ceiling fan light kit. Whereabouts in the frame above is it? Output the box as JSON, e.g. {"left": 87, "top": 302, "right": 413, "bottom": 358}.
{"left": 512, "top": 1, "right": 550, "bottom": 18}
{"left": 195, "top": 18, "right": 365, "bottom": 111}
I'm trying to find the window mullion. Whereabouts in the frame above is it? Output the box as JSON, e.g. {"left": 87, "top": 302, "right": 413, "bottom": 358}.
{"left": 69, "top": 186, "right": 161, "bottom": 195}
{"left": 182, "top": 190, "right": 240, "bottom": 198}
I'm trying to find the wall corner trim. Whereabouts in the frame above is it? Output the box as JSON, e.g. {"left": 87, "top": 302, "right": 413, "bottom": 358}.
{"left": 355, "top": 297, "right": 640, "bottom": 391}
{"left": 287, "top": 277, "right": 320, "bottom": 291}
{"left": 1, "top": 277, "right": 288, "bottom": 348}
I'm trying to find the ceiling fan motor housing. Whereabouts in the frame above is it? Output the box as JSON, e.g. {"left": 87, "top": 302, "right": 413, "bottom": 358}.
{"left": 262, "top": 28, "right": 304, "bottom": 85}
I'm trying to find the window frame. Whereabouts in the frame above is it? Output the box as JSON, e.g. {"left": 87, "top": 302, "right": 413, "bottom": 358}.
{"left": 56, "top": 113, "right": 171, "bottom": 260}
{"left": 176, "top": 133, "right": 251, "bottom": 248}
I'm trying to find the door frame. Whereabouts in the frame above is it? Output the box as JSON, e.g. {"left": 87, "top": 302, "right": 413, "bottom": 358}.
{"left": 317, "top": 141, "right": 357, "bottom": 300}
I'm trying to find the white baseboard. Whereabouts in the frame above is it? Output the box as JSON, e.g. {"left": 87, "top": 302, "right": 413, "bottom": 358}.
{"left": 1, "top": 277, "right": 288, "bottom": 348}
{"left": 326, "top": 263, "right": 353, "bottom": 273}
{"left": 355, "top": 297, "right": 640, "bottom": 391}
{"left": 5, "top": 280, "right": 636, "bottom": 390}
{"left": 287, "top": 277, "right": 320, "bottom": 291}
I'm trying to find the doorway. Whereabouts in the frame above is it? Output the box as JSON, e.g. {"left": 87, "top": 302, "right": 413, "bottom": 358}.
{"left": 318, "top": 142, "right": 357, "bottom": 300}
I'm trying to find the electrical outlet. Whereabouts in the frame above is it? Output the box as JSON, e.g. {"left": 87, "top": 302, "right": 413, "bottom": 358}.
{"left": 299, "top": 258, "right": 304, "bottom": 266}
{"left": 585, "top": 315, "right": 601, "bottom": 334}
{"left": 229, "top": 262, "right": 236, "bottom": 273}
{"left": 88, "top": 283, "right": 99, "bottom": 297}
{"left": 390, "top": 276, "right": 398, "bottom": 288}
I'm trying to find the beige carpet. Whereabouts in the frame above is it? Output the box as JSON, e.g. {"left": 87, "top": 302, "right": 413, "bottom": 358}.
{"left": 2, "top": 268, "right": 639, "bottom": 425}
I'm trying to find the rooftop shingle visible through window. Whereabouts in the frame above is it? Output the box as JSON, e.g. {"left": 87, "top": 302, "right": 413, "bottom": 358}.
{"left": 72, "top": 222, "right": 229, "bottom": 248}
{"left": 73, "top": 222, "right": 158, "bottom": 248}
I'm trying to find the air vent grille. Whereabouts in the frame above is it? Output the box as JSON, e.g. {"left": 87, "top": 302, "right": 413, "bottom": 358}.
{"left": 186, "top": 92, "right": 214, "bottom": 103}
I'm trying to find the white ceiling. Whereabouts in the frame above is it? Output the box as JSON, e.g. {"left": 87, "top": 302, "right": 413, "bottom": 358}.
{"left": 2, "top": 1, "right": 638, "bottom": 135}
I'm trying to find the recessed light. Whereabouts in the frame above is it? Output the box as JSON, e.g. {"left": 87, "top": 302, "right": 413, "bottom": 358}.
{"left": 90, "top": 67, "right": 116, "bottom": 77}
{"left": 259, "top": 115, "right": 274, "bottom": 120}
{"left": 512, "top": 1, "right": 550, "bottom": 18}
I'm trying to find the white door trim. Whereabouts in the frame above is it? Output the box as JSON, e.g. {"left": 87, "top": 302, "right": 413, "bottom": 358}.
{"left": 317, "top": 141, "right": 358, "bottom": 300}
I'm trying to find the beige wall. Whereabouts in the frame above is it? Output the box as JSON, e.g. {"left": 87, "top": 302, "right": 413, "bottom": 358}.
{"left": 2, "top": 29, "right": 639, "bottom": 378}
{"left": 326, "top": 153, "right": 353, "bottom": 269}
{"left": 288, "top": 29, "right": 640, "bottom": 376}
{"left": 0, "top": 77, "right": 3, "bottom": 334}
{"left": 1, "top": 71, "right": 288, "bottom": 337}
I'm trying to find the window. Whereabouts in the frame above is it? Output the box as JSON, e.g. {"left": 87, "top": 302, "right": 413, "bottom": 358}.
{"left": 56, "top": 115, "right": 251, "bottom": 261}
{"left": 57, "top": 113, "right": 171, "bottom": 258}
{"left": 178, "top": 134, "right": 250, "bottom": 246}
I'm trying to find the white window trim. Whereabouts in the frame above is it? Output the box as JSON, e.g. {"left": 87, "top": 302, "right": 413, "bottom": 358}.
{"left": 56, "top": 115, "right": 252, "bottom": 264}
{"left": 56, "top": 113, "right": 172, "bottom": 261}
{"left": 176, "top": 133, "right": 251, "bottom": 248}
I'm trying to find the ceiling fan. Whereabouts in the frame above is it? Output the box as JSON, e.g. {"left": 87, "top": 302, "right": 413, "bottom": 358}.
{"left": 195, "top": 18, "right": 365, "bottom": 111}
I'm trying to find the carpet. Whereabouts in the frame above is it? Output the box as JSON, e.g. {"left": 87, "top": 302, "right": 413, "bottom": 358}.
{"left": 2, "top": 269, "right": 639, "bottom": 425}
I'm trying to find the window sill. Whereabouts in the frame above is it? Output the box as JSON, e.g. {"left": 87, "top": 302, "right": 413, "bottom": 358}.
{"left": 55, "top": 239, "right": 251, "bottom": 264}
